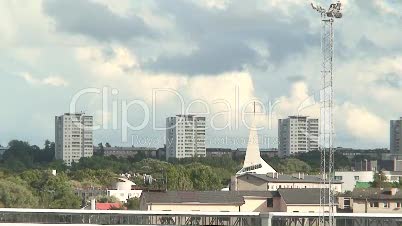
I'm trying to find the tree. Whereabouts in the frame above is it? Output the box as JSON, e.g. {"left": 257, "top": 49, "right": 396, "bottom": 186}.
{"left": 96, "top": 143, "right": 105, "bottom": 156}
{"left": 277, "top": 158, "right": 311, "bottom": 174}
{"left": 3, "top": 140, "right": 34, "bottom": 171}
{"left": 187, "top": 163, "right": 221, "bottom": 190}
{"left": 0, "top": 178, "right": 39, "bottom": 208}
{"left": 20, "top": 170, "right": 81, "bottom": 209}
{"left": 371, "top": 171, "right": 392, "bottom": 188}
{"left": 125, "top": 197, "right": 140, "bottom": 210}
{"left": 97, "top": 195, "right": 120, "bottom": 203}
{"left": 105, "top": 143, "right": 111, "bottom": 148}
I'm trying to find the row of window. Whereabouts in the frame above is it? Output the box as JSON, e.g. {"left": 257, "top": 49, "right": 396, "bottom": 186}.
{"left": 369, "top": 201, "right": 401, "bottom": 208}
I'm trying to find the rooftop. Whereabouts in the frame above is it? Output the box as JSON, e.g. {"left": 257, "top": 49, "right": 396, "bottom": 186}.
{"left": 278, "top": 188, "right": 333, "bottom": 205}
{"left": 239, "top": 173, "right": 342, "bottom": 184}
{"left": 141, "top": 191, "right": 246, "bottom": 205}
{"left": 349, "top": 188, "right": 402, "bottom": 200}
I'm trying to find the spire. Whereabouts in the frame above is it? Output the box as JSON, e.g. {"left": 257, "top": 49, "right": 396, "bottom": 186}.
{"left": 236, "top": 102, "right": 276, "bottom": 175}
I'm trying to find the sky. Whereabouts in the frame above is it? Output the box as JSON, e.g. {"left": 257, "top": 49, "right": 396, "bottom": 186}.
{"left": 0, "top": 0, "right": 401, "bottom": 149}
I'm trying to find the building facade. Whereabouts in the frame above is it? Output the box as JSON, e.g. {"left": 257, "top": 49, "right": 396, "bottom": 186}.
{"left": 338, "top": 188, "right": 402, "bottom": 213}
{"left": 278, "top": 116, "right": 319, "bottom": 156}
{"left": 391, "top": 118, "right": 402, "bottom": 154}
{"left": 165, "top": 115, "right": 206, "bottom": 160}
{"left": 334, "top": 171, "right": 374, "bottom": 192}
{"left": 55, "top": 113, "right": 93, "bottom": 166}
{"left": 232, "top": 173, "right": 342, "bottom": 193}
{"left": 140, "top": 189, "right": 333, "bottom": 213}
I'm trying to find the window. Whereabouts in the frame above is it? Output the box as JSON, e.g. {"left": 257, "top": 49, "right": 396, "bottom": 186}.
{"left": 370, "top": 202, "right": 379, "bottom": 207}
{"left": 334, "top": 176, "right": 343, "bottom": 181}
{"left": 354, "top": 176, "right": 360, "bottom": 181}
{"left": 267, "top": 198, "right": 274, "bottom": 208}
{"left": 384, "top": 202, "right": 389, "bottom": 208}
{"left": 397, "top": 202, "right": 401, "bottom": 208}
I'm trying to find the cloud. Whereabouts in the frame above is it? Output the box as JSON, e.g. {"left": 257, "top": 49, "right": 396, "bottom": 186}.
{"left": 143, "top": 0, "right": 316, "bottom": 75}
{"left": 338, "top": 102, "right": 388, "bottom": 143}
{"left": 19, "top": 72, "right": 68, "bottom": 87}
{"left": 42, "top": 0, "right": 153, "bottom": 41}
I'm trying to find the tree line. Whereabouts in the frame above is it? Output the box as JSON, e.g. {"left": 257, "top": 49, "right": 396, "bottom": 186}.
{"left": 0, "top": 139, "right": 355, "bottom": 208}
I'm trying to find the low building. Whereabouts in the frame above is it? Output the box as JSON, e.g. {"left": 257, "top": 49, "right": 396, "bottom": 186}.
{"left": 334, "top": 171, "right": 374, "bottom": 192}
{"left": 339, "top": 188, "right": 402, "bottom": 213}
{"left": 140, "top": 191, "right": 247, "bottom": 212}
{"left": 98, "top": 147, "right": 158, "bottom": 159}
{"left": 107, "top": 178, "right": 142, "bottom": 203}
{"left": 140, "top": 189, "right": 331, "bottom": 213}
{"left": 337, "top": 147, "right": 388, "bottom": 160}
{"left": 277, "top": 189, "right": 336, "bottom": 213}
{"left": 382, "top": 171, "right": 402, "bottom": 183}
{"left": 206, "top": 148, "right": 233, "bottom": 157}
{"left": 232, "top": 173, "right": 342, "bottom": 193}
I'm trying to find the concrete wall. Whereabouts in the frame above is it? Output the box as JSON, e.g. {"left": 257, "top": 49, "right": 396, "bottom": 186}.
{"left": 353, "top": 199, "right": 402, "bottom": 213}
{"left": 240, "top": 197, "right": 281, "bottom": 212}
{"left": 142, "top": 203, "right": 241, "bottom": 212}
{"left": 236, "top": 176, "right": 342, "bottom": 192}
{"left": 335, "top": 171, "right": 374, "bottom": 192}
{"left": 236, "top": 175, "right": 267, "bottom": 191}
{"left": 108, "top": 190, "right": 142, "bottom": 202}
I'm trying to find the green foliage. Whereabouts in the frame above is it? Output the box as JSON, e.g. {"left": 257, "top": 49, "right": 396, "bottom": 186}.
{"left": 370, "top": 171, "right": 393, "bottom": 188}
{"left": 125, "top": 197, "right": 140, "bottom": 210}
{"left": 19, "top": 170, "right": 81, "bottom": 209}
{"left": 96, "top": 195, "right": 120, "bottom": 203}
{"left": 0, "top": 177, "right": 39, "bottom": 208}
{"left": 2, "top": 140, "right": 55, "bottom": 172}
{"left": 276, "top": 158, "right": 312, "bottom": 174}
{"left": 69, "top": 169, "right": 118, "bottom": 188}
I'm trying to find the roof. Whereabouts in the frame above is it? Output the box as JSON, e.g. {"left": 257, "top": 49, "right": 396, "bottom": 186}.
{"left": 141, "top": 191, "right": 276, "bottom": 205}
{"left": 239, "top": 173, "right": 342, "bottom": 184}
{"left": 355, "top": 182, "right": 371, "bottom": 189}
{"left": 278, "top": 188, "right": 331, "bottom": 205}
{"left": 350, "top": 188, "right": 402, "bottom": 200}
{"left": 96, "top": 203, "right": 122, "bottom": 210}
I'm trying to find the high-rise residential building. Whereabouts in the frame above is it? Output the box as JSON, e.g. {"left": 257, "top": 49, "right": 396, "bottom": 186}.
{"left": 390, "top": 118, "right": 402, "bottom": 154}
{"left": 165, "top": 115, "right": 206, "bottom": 160}
{"left": 55, "top": 113, "right": 93, "bottom": 166}
{"left": 278, "top": 116, "right": 319, "bottom": 156}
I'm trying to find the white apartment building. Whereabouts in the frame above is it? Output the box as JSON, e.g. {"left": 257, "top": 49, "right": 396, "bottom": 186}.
{"left": 165, "top": 115, "right": 206, "bottom": 160}
{"left": 278, "top": 116, "right": 319, "bottom": 156}
{"left": 390, "top": 118, "right": 402, "bottom": 154}
{"left": 55, "top": 113, "right": 93, "bottom": 166}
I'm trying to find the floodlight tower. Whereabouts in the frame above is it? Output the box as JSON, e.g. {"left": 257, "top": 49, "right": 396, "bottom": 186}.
{"left": 311, "top": 1, "right": 342, "bottom": 226}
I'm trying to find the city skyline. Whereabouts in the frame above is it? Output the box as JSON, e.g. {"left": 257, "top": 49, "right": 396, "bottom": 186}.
{"left": 1, "top": 0, "right": 401, "bottom": 149}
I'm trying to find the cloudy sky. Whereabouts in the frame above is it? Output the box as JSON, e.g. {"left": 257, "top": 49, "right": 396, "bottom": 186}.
{"left": 0, "top": 0, "right": 401, "bottom": 149}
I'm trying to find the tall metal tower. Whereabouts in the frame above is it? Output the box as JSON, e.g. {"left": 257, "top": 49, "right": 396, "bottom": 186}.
{"left": 311, "top": 1, "right": 342, "bottom": 226}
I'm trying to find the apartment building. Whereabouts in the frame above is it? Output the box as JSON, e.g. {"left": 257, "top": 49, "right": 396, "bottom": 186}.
{"left": 55, "top": 113, "right": 93, "bottom": 166}
{"left": 391, "top": 118, "right": 402, "bottom": 154}
{"left": 278, "top": 116, "right": 319, "bottom": 156}
{"left": 165, "top": 115, "right": 206, "bottom": 160}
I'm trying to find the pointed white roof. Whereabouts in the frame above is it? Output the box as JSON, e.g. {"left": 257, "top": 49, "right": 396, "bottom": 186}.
{"left": 236, "top": 119, "right": 276, "bottom": 175}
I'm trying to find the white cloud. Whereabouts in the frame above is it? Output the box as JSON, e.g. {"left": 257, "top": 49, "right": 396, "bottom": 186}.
{"left": 338, "top": 102, "right": 388, "bottom": 143}
{"left": 19, "top": 72, "right": 69, "bottom": 87}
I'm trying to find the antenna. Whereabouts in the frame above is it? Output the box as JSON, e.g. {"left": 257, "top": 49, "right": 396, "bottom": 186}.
{"left": 311, "top": 1, "right": 342, "bottom": 226}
